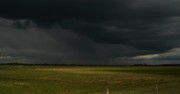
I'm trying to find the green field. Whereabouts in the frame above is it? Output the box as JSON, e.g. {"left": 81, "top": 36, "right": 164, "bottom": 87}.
{"left": 0, "top": 66, "right": 179, "bottom": 94}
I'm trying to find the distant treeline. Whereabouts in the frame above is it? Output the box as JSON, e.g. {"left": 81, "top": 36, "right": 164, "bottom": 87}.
{"left": 132, "top": 64, "right": 180, "bottom": 66}
{"left": 0, "top": 62, "right": 180, "bottom": 66}
{"left": 0, "top": 62, "right": 79, "bottom": 66}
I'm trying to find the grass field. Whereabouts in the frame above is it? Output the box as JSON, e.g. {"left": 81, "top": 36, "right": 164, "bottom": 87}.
{"left": 0, "top": 66, "right": 179, "bottom": 94}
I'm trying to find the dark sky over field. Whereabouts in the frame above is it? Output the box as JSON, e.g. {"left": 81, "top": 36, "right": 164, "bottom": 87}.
{"left": 0, "top": 0, "right": 180, "bottom": 65}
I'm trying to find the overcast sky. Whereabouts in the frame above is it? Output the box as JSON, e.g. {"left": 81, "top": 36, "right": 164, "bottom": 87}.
{"left": 0, "top": 0, "right": 180, "bottom": 65}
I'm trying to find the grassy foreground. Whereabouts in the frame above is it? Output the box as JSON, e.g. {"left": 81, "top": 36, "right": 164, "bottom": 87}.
{"left": 0, "top": 66, "right": 179, "bottom": 94}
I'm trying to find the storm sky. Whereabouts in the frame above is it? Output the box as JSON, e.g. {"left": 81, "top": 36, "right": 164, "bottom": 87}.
{"left": 0, "top": 0, "right": 180, "bottom": 65}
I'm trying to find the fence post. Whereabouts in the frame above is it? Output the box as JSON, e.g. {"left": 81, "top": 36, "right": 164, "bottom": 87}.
{"left": 105, "top": 88, "right": 109, "bottom": 94}
{"left": 155, "top": 84, "right": 158, "bottom": 94}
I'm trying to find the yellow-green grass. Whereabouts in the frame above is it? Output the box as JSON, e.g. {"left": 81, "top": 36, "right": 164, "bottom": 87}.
{"left": 0, "top": 66, "right": 179, "bottom": 94}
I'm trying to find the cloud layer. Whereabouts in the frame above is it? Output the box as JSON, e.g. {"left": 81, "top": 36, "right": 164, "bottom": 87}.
{"left": 0, "top": 0, "right": 180, "bottom": 64}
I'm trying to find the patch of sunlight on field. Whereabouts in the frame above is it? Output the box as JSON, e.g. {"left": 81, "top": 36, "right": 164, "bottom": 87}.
{"left": 35, "top": 67, "right": 120, "bottom": 74}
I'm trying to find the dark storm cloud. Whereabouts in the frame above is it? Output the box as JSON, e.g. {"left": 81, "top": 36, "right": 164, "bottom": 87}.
{"left": 0, "top": 0, "right": 127, "bottom": 24}
{"left": 1, "top": 0, "right": 180, "bottom": 64}
{"left": 1, "top": 0, "right": 180, "bottom": 23}
{"left": 66, "top": 18, "right": 180, "bottom": 52}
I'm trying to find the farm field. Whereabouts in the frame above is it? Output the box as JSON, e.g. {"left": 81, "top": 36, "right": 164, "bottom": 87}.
{"left": 0, "top": 66, "right": 179, "bottom": 94}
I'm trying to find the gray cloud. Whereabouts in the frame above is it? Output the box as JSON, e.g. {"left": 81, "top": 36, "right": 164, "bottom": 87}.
{"left": 0, "top": 18, "right": 149, "bottom": 64}
{"left": 118, "top": 47, "right": 180, "bottom": 65}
